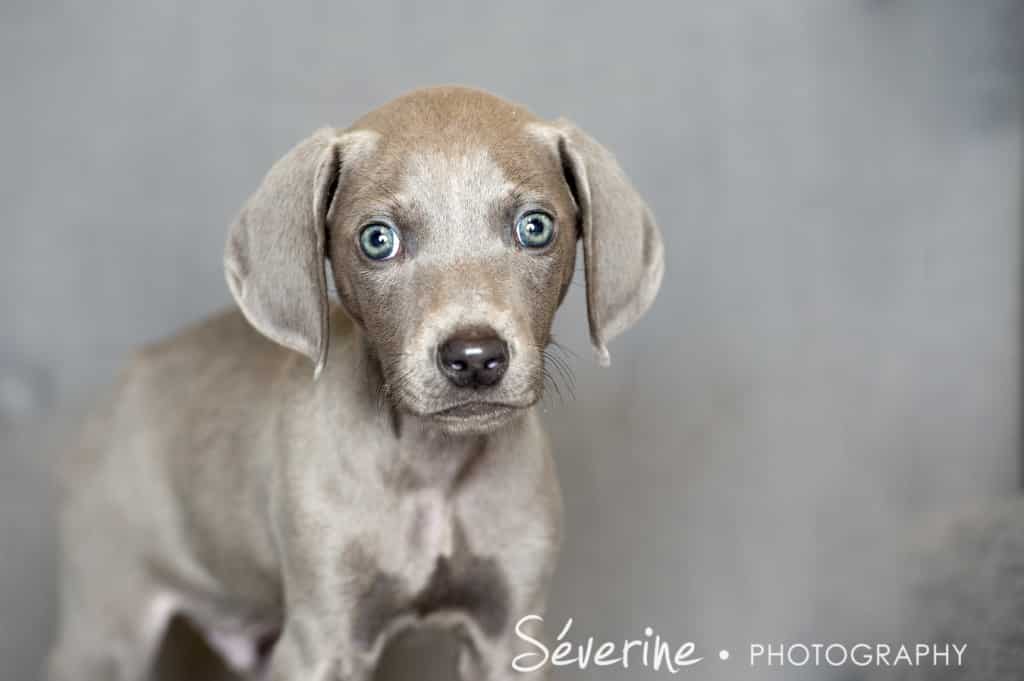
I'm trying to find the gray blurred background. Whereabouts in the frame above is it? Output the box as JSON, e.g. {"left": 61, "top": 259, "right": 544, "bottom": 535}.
{"left": 2, "top": 1, "right": 1022, "bottom": 679}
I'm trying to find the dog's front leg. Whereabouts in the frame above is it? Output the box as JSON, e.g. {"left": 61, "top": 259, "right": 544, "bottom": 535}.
{"left": 455, "top": 439, "right": 563, "bottom": 681}
{"left": 457, "top": 592, "right": 554, "bottom": 681}
{"left": 261, "top": 539, "right": 371, "bottom": 680}
{"left": 472, "top": 569, "right": 558, "bottom": 681}
{"left": 263, "top": 611, "right": 370, "bottom": 681}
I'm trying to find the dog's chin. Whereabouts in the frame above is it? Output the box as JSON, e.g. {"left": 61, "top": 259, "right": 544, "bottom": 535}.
{"left": 424, "top": 402, "right": 527, "bottom": 435}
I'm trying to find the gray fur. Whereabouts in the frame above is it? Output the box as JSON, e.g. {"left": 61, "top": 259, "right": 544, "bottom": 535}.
{"left": 48, "top": 86, "right": 663, "bottom": 681}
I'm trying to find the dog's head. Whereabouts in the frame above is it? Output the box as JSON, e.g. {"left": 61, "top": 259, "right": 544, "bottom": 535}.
{"left": 225, "top": 87, "right": 663, "bottom": 434}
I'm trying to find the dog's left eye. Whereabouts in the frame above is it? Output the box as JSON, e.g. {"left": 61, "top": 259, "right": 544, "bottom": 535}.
{"left": 514, "top": 211, "right": 555, "bottom": 249}
{"left": 359, "top": 223, "right": 400, "bottom": 260}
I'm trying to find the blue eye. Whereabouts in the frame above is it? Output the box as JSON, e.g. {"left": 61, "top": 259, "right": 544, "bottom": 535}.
{"left": 514, "top": 211, "right": 555, "bottom": 249}
{"left": 359, "top": 223, "right": 400, "bottom": 260}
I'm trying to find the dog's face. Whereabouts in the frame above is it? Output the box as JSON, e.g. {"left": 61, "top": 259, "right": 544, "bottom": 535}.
{"left": 225, "top": 87, "right": 663, "bottom": 434}
{"left": 326, "top": 95, "right": 579, "bottom": 432}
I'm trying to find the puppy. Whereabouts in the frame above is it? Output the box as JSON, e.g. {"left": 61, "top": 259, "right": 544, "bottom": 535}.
{"left": 48, "top": 86, "right": 664, "bottom": 681}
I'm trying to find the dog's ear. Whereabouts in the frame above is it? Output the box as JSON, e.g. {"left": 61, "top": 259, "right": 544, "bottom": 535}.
{"left": 553, "top": 119, "right": 665, "bottom": 366}
{"left": 224, "top": 128, "right": 346, "bottom": 379}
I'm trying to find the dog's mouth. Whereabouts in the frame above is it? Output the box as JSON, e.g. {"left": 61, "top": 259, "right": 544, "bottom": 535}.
{"left": 426, "top": 401, "right": 527, "bottom": 431}
{"left": 433, "top": 402, "right": 517, "bottom": 419}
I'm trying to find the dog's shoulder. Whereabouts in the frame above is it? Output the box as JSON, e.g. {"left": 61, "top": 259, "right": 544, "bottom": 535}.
{"left": 97, "top": 309, "right": 301, "bottom": 434}
{"left": 129, "top": 308, "right": 298, "bottom": 383}
{"left": 139, "top": 307, "right": 273, "bottom": 360}
{"left": 126, "top": 306, "right": 362, "bottom": 395}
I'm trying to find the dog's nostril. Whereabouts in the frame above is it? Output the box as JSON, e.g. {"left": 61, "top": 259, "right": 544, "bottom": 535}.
{"left": 438, "top": 332, "right": 509, "bottom": 389}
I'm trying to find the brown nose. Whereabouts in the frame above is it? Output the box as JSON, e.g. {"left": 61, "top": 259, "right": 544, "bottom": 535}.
{"left": 437, "top": 332, "right": 509, "bottom": 388}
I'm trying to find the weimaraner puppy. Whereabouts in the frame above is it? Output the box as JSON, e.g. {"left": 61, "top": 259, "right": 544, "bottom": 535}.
{"left": 48, "top": 86, "right": 664, "bottom": 681}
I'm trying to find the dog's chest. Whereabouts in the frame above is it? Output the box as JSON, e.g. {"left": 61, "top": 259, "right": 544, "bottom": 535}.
{"left": 351, "top": 490, "right": 510, "bottom": 650}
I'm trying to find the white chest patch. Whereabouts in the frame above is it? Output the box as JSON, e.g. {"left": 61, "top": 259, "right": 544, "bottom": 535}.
{"left": 402, "top": 490, "right": 454, "bottom": 565}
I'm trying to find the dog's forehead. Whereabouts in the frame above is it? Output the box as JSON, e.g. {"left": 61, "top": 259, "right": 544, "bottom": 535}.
{"left": 345, "top": 87, "right": 558, "bottom": 194}
{"left": 396, "top": 148, "right": 513, "bottom": 231}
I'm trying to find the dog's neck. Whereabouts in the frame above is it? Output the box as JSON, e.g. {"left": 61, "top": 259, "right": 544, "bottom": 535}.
{"left": 391, "top": 414, "right": 489, "bottom": 490}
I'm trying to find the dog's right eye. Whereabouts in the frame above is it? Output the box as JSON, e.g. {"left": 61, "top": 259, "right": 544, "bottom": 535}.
{"left": 359, "top": 223, "right": 400, "bottom": 261}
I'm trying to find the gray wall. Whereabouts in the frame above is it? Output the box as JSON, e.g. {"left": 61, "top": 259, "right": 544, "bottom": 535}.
{"left": 1, "top": 1, "right": 1021, "bottom": 679}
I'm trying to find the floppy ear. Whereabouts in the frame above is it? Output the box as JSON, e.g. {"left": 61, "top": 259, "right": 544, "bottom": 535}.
{"left": 554, "top": 119, "right": 665, "bottom": 366}
{"left": 224, "top": 128, "right": 343, "bottom": 379}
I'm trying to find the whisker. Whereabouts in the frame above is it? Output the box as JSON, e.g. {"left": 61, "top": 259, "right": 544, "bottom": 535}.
{"left": 542, "top": 342, "right": 577, "bottom": 401}
{"left": 549, "top": 338, "right": 578, "bottom": 359}
{"left": 540, "top": 367, "right": 565, "bottom": 408}
{"left": 551, "top": 358, "right": 577, "bottom": 400}
{"left": 377, "top": 363, "right": 415, "bottom": 418}
{"left": 536, "top": 338, "right": 578, "bottom": 409}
